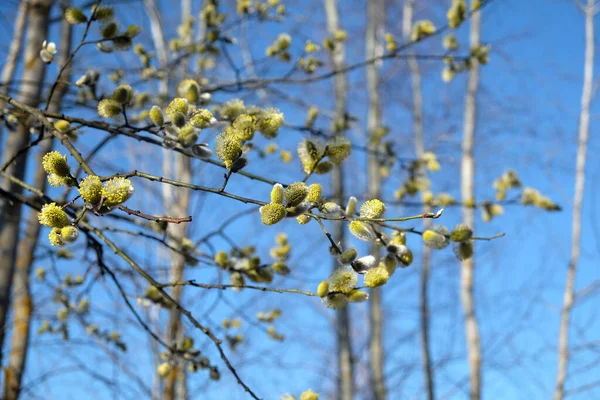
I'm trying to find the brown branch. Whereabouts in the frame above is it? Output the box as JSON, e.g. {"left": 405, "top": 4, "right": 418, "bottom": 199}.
{"left": 117, "top": 205, "right": 192, "bottom": 224}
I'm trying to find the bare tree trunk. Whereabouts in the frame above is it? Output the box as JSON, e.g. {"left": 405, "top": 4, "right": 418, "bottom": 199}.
{"left": 460, "top": 3, "right": 482, "bottom": 400}
{"left": 143, "top": 2, "right": 174, "bottom": 397}
{"left": 0, "top": 0, "right": 29, "bottom": 147}
{"left": 2, "top": 5, "right": 72, "bottom": 398}
{"left": 0, "top": 0, "right": 53, "bottom": 368}
{"left": 553, "top": 1, "right": 595, "bottom": 399}
{"left": 402, "top": 1, "right": 435, "bottom": 399}
{"left": 324, "top": 1, "right": 354, "bottom": 399}
{"left": 163, "top": 1, "right": 193, "bottom": 398}
{"left": 144, "top": 0, "right": 169, "bottom": 97}
{"left": 366, "top": 0, "right": 385, "bottom": 399}
{"left": 162, "top": 155, "right": 191, "bottom": 400}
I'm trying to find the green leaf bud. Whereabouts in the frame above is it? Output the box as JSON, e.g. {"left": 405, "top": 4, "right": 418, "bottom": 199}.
{"left": 345, "top": 196, "right": 358, "bottom": 216}
{"left": 422, "top": 151, "right": 440, "bottom": 171}
{"left": 349, "top": 221, "right": 375, "bottom": 242}
{"left": 482, "top": 202, "right": 504, "bottom": 222}
{"left": 454, "top": 241, "right": 473, "bottom": 261}
{"left": 277, "top": 33, "right": 292, "bottom": 50}
{"left": 124, "top": 24, "right": 141, "bottom": 38}
{"left": 272, "top": 261, "right": 290, "bottom": 275}
{"left": 172, "top": 112, "right": 186, "bottom": 129}
{"left": 220, "top": 99, "right": 245, "bottom": 120}
{"left": 321, "top": 292, "right": 348, "bottom": 309}
{"left": 92, "top": 6, "right": 114, "bottom": 21}
{"left": 442, "top": 67, "right": 455, "bottom": 83}
{"left": 48, "top": 227, "right": 65, "bottom": 246}
{"left": 65, "top": 7, "right": 87, "bottom": 24}
{"left": 165, "top": 98, "right": 189, "bottom": 120}
{"left": 317, "top": 280, "right": 329, "bottom": 297}
{"left": 326, "top": 136, "right": 351, "bottom": 164}
{"left": 230, "top": 271, "right": 245, "bottom": 291}
{"left": 305, "top": 184, "right": 322, "bottom": 204}
{"left": 395, "top": 245, "right": 413, "bottom": 267}
{"left": 422, "top": 191, "right": 434, "bottom": 204}
{"left": 271, "top": 183, "right": 285, "bottom": 204}
{"left": 157, "top": 362, "right": 172, "bottom": 378}
{"left": 233, "top": 114, "right": 256, "bottom": 140}
{"left": 101, "top": 22, "right": 118, "bottom": 39}
{"left": 354, "top": 255, "right": 377, "bottom": 272}
{"left": 60, "top": 226, "right": 79, "bottom": 243}
{"left": 42, "top": 151, "right": 71, "bottom": 177}
{"left": 78, "top": 175, "right": 103, "bottom": 205}
{"left": 144, "top": 285, "right": 162, "bottom": 302}
{"left": 256, "top": 108, "right": 284, "bottom": 138}
{"left": 97, "top": 99, "right": 122, "bottom": 118}
{"left": 411, "top": 20, "right": 436, "bottom": 42}
{"left": 305, "top": 106, "right": 319, "bottom": 127}
{"left": 347, "top": 289, "right": 369, "bottom": 303}
{"left": 314, "top": 161, "right": 333, "bottom": 174}
{"left": 260, "top": 203, "right": 287, "bottom": 226}
{"left": 215, "top": 251, "right": 228, "bottom": 267}
{"left": 296, "top": 215, "right": 311, "bottom": 225}
{"left": 390, "top": 231, "right": 406, "bottom": 245}
{"left": 149, "top": 106, "right": 164, "bottom": 127}
{"left": 298, "top": 138, "right": 325, "bottom": 170}
{"left": 364, "top": 266, "right": 390, "bottom": 288}
{"left": 436, "top": 193, "right": 456, "bottom": 206}
{"left": 328, "top": 265, "right": 357, "bottom": 294}
{"left": 38, "top": 203, "right": 70, "bottom": 228}
{"left": 53, "top": 120, "right": 71, "bottom": 133}
{"left": 102, "top": 177, "right": 134, "bottom": 208}
{"left": 190, "top": 109, "right": 215, "bottom": 128}
{"left": 422, "top": 226, "right": 450, "bottom": 249}
{"left": 257, "top": 267, "right": 274, "bottom": 283}
{"left": 270, "top": 244, "right": 290, "bottom": 260}
{"left": 360, "top": 199, "right": 385, "bottom": 219}
{"left": 383, "top": 253, "right": 398, "bottom": 275}
{"left": 447, "top": 0, "right": 467, "bottom": 28}
{"left": 451, "top": 224, "right": 473, "bottom": 242}
{"left": 320, "top": 201, "right": 343, "bottom": 217}
{"left": 215, "top": 131, "right": 242, "bottom": 168}
{"left": 209, "top": 366, "right": 220, "bottom": 381}
{"left": 112, "top": 84, "right": 133, "bottom": 104}
{"left": 57, "top": 307, "right": 69, "bottom": 322}
{"left": 113, "top": 36, "right": 132, "bottom": 51}
{"left": 521, "top": 187, "right": 539, "bottom": 205}
{"left": 300, "top": 389, "right": 319, "bottom": 400}
{"left": 284, "top": 182, "right": 308, "bottom": 207}
{"left": 275, "top": 232, "right": 288, "bottom": 245}
{"left": 177, "top": 79, "right": 201, "bottom": 104}
{"left": 285, "top": 203, "right": 309, "bottom": 217}
{"left": 338, "top": 248, "right": 358, "bottom": 264}
{"left": 443, "top": 34, "right": 459, "bottom": 50}
{"left": 47, "top": 174, "right": 75, "bottom": 187}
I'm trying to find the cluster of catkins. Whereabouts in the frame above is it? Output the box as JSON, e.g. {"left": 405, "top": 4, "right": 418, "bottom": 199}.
{"left": 38, "top": 152, "right": 134, "bottom": 247}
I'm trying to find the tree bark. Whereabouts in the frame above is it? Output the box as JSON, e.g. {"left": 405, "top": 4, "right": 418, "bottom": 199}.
{"left": 402, "top": 1, "right": 435, "bottom": 399}
{"left": 163, "top": 1, "right": 194, "bottom": 398}
{"left": 553, "top": 1, "right": 595, "bottom": 399}
{"left": 143, "top": 0, "right": 169, "bottom": 97}
{"left": 0, "top": 0, "right": 29, "bottom": 148}
{"left": 2, "top": 3, "right": 72, "bottom": 399}
{"left": 162, "top": 154, "right": 191, "bottom": 400}
{"left": 460, "top": 3, "right": 482, "bottom": 400}
{"left": 324, "top": 0, "right": 354, "bottom": 399}
{"left": 0, "top": 0, "right": 53, "bottom": 368}
{"left": 366, "top": 0, "right": 385, "bottom": 399}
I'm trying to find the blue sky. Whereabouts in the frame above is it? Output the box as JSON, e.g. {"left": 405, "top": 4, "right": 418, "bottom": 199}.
{"left": 1, "top": 0, "right": 599, "bottom": 399}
